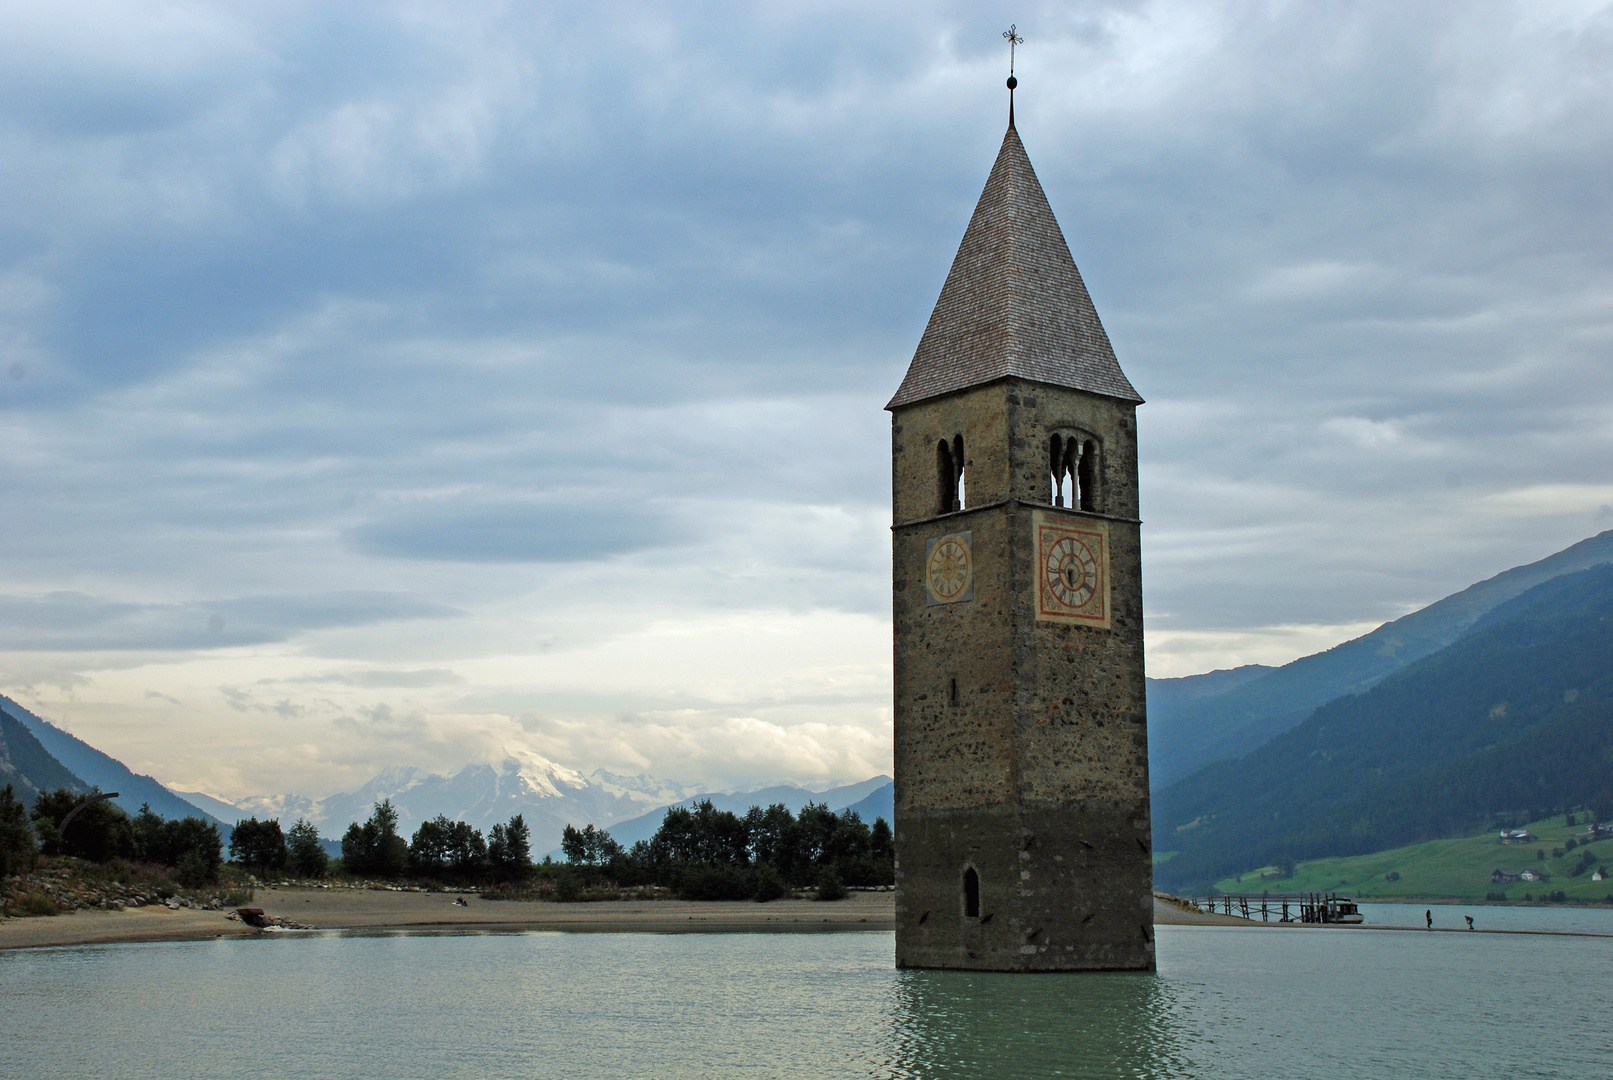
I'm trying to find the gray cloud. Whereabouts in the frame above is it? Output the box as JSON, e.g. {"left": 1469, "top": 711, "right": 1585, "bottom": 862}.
{"left": 0, "top": 592, "right": 459, "bottom": 651}
{"left": 1, "top": 1, "right": 1610, "bottom": 794}
{"left": 350, "top": 498, "right": 694, "bottom": 563}
{"left": 279, "top": 669, "right": 467, "bottom": 689}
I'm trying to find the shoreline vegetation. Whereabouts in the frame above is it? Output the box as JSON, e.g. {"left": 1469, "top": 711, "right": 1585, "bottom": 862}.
{"left": 10, "top": 786, "right": 1610, "bottom": 953}
{"left": 3, "top": 783, "right": 895, "bottom": 924}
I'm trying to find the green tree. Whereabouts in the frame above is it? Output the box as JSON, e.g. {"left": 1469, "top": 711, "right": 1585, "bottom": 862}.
{"left": 120, "top": 802, "right": 223, "bottom": 883}
{"left": 745, "top": 803, "right": 801, "bottom": 880}
{"left": 561, "top": 823, "right": 622, "bottom": 866}
{"left": 131, "top": 804, "right": 167, "bottom": 862}
{"left": 410, "top": 816, "right": 487, "bottom": 879}
{"left": 341, "top": 800, "right": 408, "bottom": 878}
{"left": 287, "top": 818, "right": 329, "bottom": 878}
{"left": 650, "top": 801, "right": 749, "bottom": 870}
{"left": 167, "top": 817, "right": 223, "bottom": 882}
{"left": 444, "top": 819, "right": 487, "bottom": 876}
{"left": 409, "top": 815, "right": 453, "bottom": 873}
{"left": 487, "top": 814, "right": 531, "bottom": 880}
{"left": 793, "top": 802, "right": 840, "bottom": 873}
{"left": 0, "top": 784, "right": 37, "bottom": 877}
{"left": 870, "top": 817, "right": 894, "bottom": 864}
{"left": 31, "top": 788, "right": 135, "bottom": 862}
{"left": 230, "top": 817, "right": 289, "bottom": 875}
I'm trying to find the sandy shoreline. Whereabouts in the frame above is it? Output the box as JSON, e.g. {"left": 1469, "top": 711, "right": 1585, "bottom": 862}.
{"left": 12, "top": 888, "right": 1585, "bottom": 951}
{"left": 0, "top": 887, "right": 894, "bottom": 950}
{"left": 0, "top": 888, "right": 1258, "bottom": 950}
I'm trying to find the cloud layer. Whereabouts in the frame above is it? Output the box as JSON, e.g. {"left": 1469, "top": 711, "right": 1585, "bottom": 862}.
{"left": 2, "top": 1, "right": 1610, "bottom": 799}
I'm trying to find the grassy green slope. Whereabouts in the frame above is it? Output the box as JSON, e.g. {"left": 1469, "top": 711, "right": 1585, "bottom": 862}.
{"left": 1155, "top": 563, "right": 1613, "bottom": 892}
{"left": 1213, "top": 814, "right": 1613, "bottom": 903}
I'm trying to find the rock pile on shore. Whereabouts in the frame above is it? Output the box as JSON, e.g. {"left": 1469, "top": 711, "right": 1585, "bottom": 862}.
{"left": 2, "top": 865, "right": 240, "bottom": 917}
{"left": 228, "top": 907, "right": 312, "bottom": 930}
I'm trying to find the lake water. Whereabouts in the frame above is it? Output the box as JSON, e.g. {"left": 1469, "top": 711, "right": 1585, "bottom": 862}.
{"left": 1360, "top": 900, "right": 1613, "bottom": 935}
{"left": 3, "top": 922, "right": 1608, "bottom": 1079}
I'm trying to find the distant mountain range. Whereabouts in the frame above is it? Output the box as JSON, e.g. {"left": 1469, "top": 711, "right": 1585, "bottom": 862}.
{"left": 232, "top": 764, "right": 894, "bottom": 856}
{"left": 1153, "top": 554, "right": 1613, "bottom": 892}
{"left": 0, "top": 689, "right": 896, "bottom": 858}
{"left": 0, "top": 695, "right": 227, "bottom": 828}
{"left": 596, "top": 775, "right": 894, "bottom": 851}
{"left": 231, "top": 756, "right": 713, "bottom": 852}
{"left": 11, "top": 526, "right": 1607, "bottom": 887}
{"left": 1146, "top": 529, "right": 1613, "bottom": 789}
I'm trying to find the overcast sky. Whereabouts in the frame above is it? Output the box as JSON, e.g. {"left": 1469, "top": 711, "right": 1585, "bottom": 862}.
{"left": 2, "top": 1, "right": 1610, "bottom": 802}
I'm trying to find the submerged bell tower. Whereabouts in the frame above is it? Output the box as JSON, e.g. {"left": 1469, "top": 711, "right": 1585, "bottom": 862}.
{"left": 888, "top": 75, "right": 1153, "bottom": 971}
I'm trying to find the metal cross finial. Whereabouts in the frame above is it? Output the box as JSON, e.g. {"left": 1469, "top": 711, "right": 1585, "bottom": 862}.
{"left": 1003, "top": 25, "right": 1024, "bottom": 75}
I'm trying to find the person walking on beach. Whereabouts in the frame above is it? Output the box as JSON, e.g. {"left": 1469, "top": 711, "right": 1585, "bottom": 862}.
{"left": 1465, "top": 915, "right": 1474, "bottom": 930}
{"left": 1425, "top": 909, "right": 1433, "bottom": 929}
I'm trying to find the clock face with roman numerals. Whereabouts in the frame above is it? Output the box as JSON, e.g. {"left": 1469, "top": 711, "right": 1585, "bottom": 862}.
{"left": 1045, "top": 535, "right": 1099, "bottom": 608}
{"left": 924, "top": 531, "right": 973, "bottom": 606}
{"left": 1033, "top": 513, "right": 1110, "bottom": 627}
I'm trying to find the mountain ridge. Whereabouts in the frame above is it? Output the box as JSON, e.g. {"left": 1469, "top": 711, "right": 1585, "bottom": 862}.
{"left": 1146, "top": 529, "right": 1613, "bottom": 788}
{"left": 1153, "top": 562, "right": 1613, "bottom": 891}
{"left": 0, "top": 696, "right": 226, "bottom": 829}
{"left": 0, "top": 707, "right": 86, "bottom": 804}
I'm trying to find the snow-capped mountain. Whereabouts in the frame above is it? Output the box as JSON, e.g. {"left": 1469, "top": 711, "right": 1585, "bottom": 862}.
{"left": 229, "top": 750, "right": 704, "bottom": 852}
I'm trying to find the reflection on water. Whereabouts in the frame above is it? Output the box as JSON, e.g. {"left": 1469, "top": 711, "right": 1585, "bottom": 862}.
{"left": 886, "top": 968, "right": 1186, "bottom": 1079}
{"left": 1, "top": 924, "right": 1609, "bottom": 1079}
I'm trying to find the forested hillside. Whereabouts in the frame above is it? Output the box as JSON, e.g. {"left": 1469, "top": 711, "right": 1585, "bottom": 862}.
{"left": 0, "top": 697, "right": 223, "bottom": 827}
{"left": 1146, "top": 529, "right": 1613, "bottom": 788}
{"left": 0, "top": 709, "right": 84, "bottom": 804}
{"left": 1153, "top": 563, "right": 1613, "bottom": 892}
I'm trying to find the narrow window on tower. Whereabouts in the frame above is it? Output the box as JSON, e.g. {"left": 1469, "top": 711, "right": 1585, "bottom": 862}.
{"left": 949, "top": 677, "right": 959, "bottom": 705}
{"left": 938, "top": 435, "right": 965, "bottom": 513}
{"left": 1078, "top": 439, "right": 1099, "bottom": 512}
{"left": 1050, "top": 434, "right": 1076, "bottom": 506}
{"left": 952, "top": 434, "right": 966, "bottom": 510}
{"left": 963, "top": 866, "right": 980, "bottom": 918}
{"left": 1049, "top": 434, "right": 1063, "bottom": 505}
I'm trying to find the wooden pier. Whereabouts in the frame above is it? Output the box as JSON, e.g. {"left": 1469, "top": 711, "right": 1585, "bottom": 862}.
{"left": 1190, "top": 892, "right": 1363, "bottom": 924}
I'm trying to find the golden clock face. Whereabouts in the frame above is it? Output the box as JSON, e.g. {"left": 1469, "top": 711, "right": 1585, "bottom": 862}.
{"left": 925, "top": 531, "right": 973, "bottom": 605}
{"left": 1045, "top": 535, "right": 1098, "bottom": 608}
{"left": 1033, "top": 513, "right": 1110, "bottom": 627}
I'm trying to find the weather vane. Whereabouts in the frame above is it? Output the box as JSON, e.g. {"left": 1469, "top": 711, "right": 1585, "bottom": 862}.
{"left": 1003, "top": 24, "right": 1024, "bottom": 82}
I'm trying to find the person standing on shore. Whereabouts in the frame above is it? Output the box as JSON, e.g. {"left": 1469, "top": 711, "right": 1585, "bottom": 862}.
{"left": 1465, "top": 915, "right": 1474, "bottom": 930}
{"left": 1425, "top": 909, "right": 1433, "bottom": 929}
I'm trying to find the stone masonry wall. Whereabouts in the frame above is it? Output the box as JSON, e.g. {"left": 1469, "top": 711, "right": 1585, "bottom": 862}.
{"left": 891, "top": 376, "right": 1152, "bottom": 971}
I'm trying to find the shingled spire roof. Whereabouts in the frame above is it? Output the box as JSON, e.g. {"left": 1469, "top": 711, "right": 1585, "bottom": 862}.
{"left": 886, "top": 120, "right": 1142, "bottom": 409}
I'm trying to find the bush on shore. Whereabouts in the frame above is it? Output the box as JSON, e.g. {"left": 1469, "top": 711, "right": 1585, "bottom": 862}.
{"left": 814, "top": 870, "right": 848, "bottom": 902}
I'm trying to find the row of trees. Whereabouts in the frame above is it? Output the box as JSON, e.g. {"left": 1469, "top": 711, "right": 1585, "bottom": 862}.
{"left": 228, "top": 816, "right": 329, "bottom": 878}
{"left": 339, "top": 799, "right": 532, "bottom": 882}
{"left": 3, "top": 783, "right": 893, "bottom": 905}
{"left": 561, "top": 800, "right": 894, "bottom": 900}
{"left": 1, "top": 785, "right": 536, "bottom": 887}
{"left": 1, "top": 785, "right": 224, "bottom": 886}
{"left": 224, "top": 801, "right": 532, "bottom": 884}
